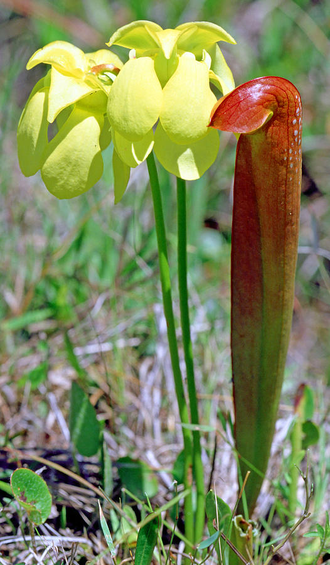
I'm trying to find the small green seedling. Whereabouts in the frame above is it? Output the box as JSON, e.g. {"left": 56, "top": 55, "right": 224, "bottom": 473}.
{"left": 134, "top": 516, "right": 159, "bottom": 565}
{"left": 11, "top": 468, "right": 52, "bottom": 525}
{"left": 69, "top": 381, "right": 101, "bottom": 457}
{"left": 98, "top": 500, "right": 116, "bottom": 558}
{"left": 289, "top": 384, "right": 320, "bottom": 515}
{"left": 303, "top": 511, "right": 330, "bottom": 565}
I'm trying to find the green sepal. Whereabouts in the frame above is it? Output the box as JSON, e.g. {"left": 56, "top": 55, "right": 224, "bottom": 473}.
{"left": 208, "top": 44, "right": 235, "bottom": 95}
{"left": 27, "top": 40, "right": 88, "bottom": 78}
{"left": 176, "top": 21, "right": 236, "bottom": 51}
{"left": 107, "top": 20, "right": 162, "bottom": 50}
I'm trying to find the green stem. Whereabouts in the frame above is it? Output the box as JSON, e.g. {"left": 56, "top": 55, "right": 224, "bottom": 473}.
{"left": 177, "top": 177, "right": 205, "bottom": 542}
{"left": 288, "top": 415, "right": 303, "bottom": 516}
{"left": 146, "top": 153, "right": 194, "bottom": 546}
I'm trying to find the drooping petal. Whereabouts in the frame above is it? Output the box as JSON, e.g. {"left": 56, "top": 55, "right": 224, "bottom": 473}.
{"left": 208, "top": 44, "right": 235, "bottom": 95}
{"left": 112, "top": 128, "right": 154, "bottom": 168}
{"left": 41, "top": 108, "right": 103, "bottom": 199}
{"left": 176, "top": 21, "right": 236, "bottom": 52}
{"left": 27, "top": 41, "right": 87, "bottom": 78}
{"left": 160, "top": 55, "right": 217, "bottom": 145}
{"left": 85, "top": 49, "right": 123, "bottom": 69}
{"left": 107, "top": 57, "right": 162, "bottom": 141}
{"left": 48, "top": 67, "right": 98, "bottom": 123}
{"left": 154, "top": 122, "right": 219, "bottom": 180}
{"left": 17, "top": 77, "right": 49, "bottom": 177}
{"left": 113, "top": 149, "right": 130, "bottom": 204}
{"left": 107, "top": 20, "right": 162, "bottom": 50}
{"left": 99, "top": 117, "right": 112, "bottom": 150}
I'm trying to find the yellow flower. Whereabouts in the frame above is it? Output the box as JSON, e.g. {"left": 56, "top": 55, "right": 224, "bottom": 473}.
{"left": 106, "top": 20, "right": 236, "bottom": 200}
{"left": 17, "top": 21, "right": 235, "bottom": 201}
{"left": 17, "top": 41, "right": 122, "bottom": 198}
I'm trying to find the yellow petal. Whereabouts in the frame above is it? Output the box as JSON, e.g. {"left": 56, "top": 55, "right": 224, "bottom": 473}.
{"left": 154, "top": 122, "right": 220, "bottom": 180}
{"left": 107, "top": 57, "right": 162, "bottom": 141}
{"left": 113, "top": 149, "right": 130, "bottom": 204}
{"left": 17, "top": 78, "right": 49, "bottom": 177}
{"left": 48, "top": 67, "right": 98, "bottom": 123}
{"left": 160, "top": 55, "right": 217, "bottom": 145}
{"left": 107, "top": 20, "right": 162, "bottom": 50}
{"left": 41, "top": 108, "right": 103, "bottom": 199}
{"left": 112, "top": 128, "right": 154, "bottom": 168}
{"left": 27, "top": 41, "right": 87, "bottom": 79}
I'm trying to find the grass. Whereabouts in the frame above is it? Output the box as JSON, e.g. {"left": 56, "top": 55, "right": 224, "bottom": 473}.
{"left": 1, "top": 0, "right": 330, "bottom": 563}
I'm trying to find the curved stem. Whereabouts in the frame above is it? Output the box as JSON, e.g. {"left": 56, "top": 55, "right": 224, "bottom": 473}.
{"left": 146, "top": 152, "right": 194, "bottom": 546}
{"left": 177, "top": 177, "right": 205, "bottom": 542}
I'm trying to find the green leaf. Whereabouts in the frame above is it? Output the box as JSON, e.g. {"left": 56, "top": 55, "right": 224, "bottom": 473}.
{"left": 210, "top": 77, "right": 302, "bottom": 514}
{"left": 101, "top": 438, "right": 113, "bottom": 498}
{"left": 69, "top": 381, "right": 100, "bottom": 456}
{"left": 199, "top": 530, "right": 220, "bottom": 550}
{"left": 135, "top": 516, "right": 159, "bottom": 565}
{"left": 117, "top": 457, "right": 158, "bottom": 500}
{"left": 172, "top": 450, "right": 185, "bottom": 485}
{"left": 205, "top": 490, "right": 232, "bottom": 563}
{"left": 302, "top": 385, "right": 315, "bottom": 420}
{"left": 121, "top": 504, "right": 138, "bottom": 545}
{"left": 316, "top": 523, "right": 325, "bottom": 537}
{"left": 98, "top": 501, "right": 116, "bottom": 556}
{"left": 11, "top": 469, "right": 52, "bottom": 525}
{"left": 303, "top": 531, "right": 322, "bottom": 538}
{"left": 302, "top": 420, "right": 320, "bottom": 449}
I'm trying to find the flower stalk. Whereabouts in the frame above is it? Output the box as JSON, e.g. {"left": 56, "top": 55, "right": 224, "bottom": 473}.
{"left": 177, "top": 177, "right": 205, "bottom": 541}
{"left": 146, "top": 153, "right": 194, "bottom": 545}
